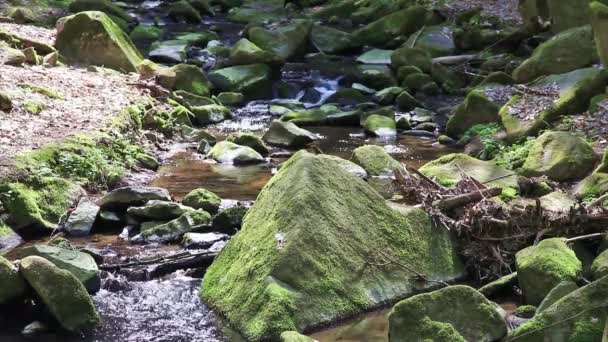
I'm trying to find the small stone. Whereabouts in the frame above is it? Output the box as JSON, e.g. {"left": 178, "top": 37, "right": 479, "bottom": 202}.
{"left": 182, "top": 188, "right": 221, "bottom": 214}
{"left": 64, "top": 198, "right": 100, "bottom": 237}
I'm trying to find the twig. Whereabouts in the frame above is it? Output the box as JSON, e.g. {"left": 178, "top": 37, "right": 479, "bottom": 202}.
{"left": 409, "top": 25, "right": 425, "bottom": 48}
{"left": 565, "top": 233, "right": 607, "bottom": 243}
{"left": 588, "top": 193, "right": 608, "bottom": 208}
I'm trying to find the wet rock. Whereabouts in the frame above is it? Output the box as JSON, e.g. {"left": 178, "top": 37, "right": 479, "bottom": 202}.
{"left": 405, "top": 25, "right": 455, "bottom": 57}
{"left": 446, "top": 89, "right": 502, "bottom": 138}
{"left": 431, "top": 62, "right": 465, "bottom": 91}
{"left": 0, "top": 90, "right": 12, "bottom": 112}
{"left": 217, "top": 92, "right": 244, "bottom": 106}
{"left": 280, "top": 331, "right": 314, "bottom": 342}
{"left": 354, "top": 6, "right": 427, "bottom": 47}
{"left": 363, "top": 114, "right": 397, "bottom": 137}
{"left": 310, "top": 25, "right": 359, "bottom": 55}
{"left": 97, "top": 186, "right": 171, "bottom": 210}
{"left": 591, "top": 249, "right": 608, "bottom": 280}
{"left": 478, "top": 272, "right": 518, "bottom": 298}
{"left": 395, "top": 90, "right": 421, "bottom": 111}
{"left": 420, "top": 154, "right": 519, "bottom": 196}
{"left": 211, "top": 206, "right": 248, "bottom": 234}
{"left": 55, "top": 11, "right": 142, "bottom": 72}
{"left": 373, "top": 87, "right": 403, "bottom": 105}
{"left": 182, "top": 188, "right": 221, "bottom": 214}
{"left": 132, "top": 211, "right": 212, "bottom": 243}
{"left": 136, "top": 152, "right": 160, "bottom": 171}
{"left": 351, "top": 145, "right": 402, "bottom": 176}
{"left": 149, "top": 40, "right": 188, "bottom": 64}
{"left": 208, "top": 64, "right": 272, "bottom": 98}
{"left": 226, "top": 133, "right": 269, "bottom": 156}
{"left": 197, "top": 139, "right": 212, "bottom": 154}
{"left": 248, "top": 20, "right": 312, "bottom": 62}
{"left": 521, "top": 131, "right": 597, "bottom": 182}
{"left": 0, "top": 177, "right": 83, "bottom": 236}
{"left": 516, "top": 238, "right": 582, "bottom": 305}
{"left": 0, "top": 256, "right": 27, "bottom": 304}
{"left": 509, "top": 275, "right": 608, "bottom": 341}
{"left": 414, "top": 122, "right": 437, "bottom": 132}
{"left": 263, "top": 120, "right": 318, "bottom": 148}
{"left": 201, "top": 151, "right": 464, "bottom": 341}
{"left": 20, "top": 256, "right": 100, "bottom": 333}
{"left": 396, "top": 117, "right": 412, "bottom": 131}
{"left": 180, "top": 125, "right": 217, "bottom": 143}
{"left": 159, "top": 64, "right": 212, "bottom": 97}
{"left": 11, "top": 245, "right": 101, "bottom": 293}
{"left": 129, "top": 24, "right": 163, "bottom": 41}
{"left": 127, "top": 200, "right": 195, "bottom": 221}
{"left": 536, "top": 281, "right": 578, "bottom": 313}
{"left": 591, "top": 1, "right": 608, "bottom": 66}
{"left": 64, "top": 198, "right": 100, "bottom": 237}
{"left": 230, "top": 38, "right": 277, "bottom": 65}
{"left": 391, "top": 47, "right": 432, "bottom": 73}
{"left": 0, "top": 41, "right": 25, "bottom": 65}
{"left": 207, "top": 141, "right": 265, "bottom": 165}
{"left": 356, "top": 48, "right": 393, "bottom": 65}
{"left": 21, "top": 321, "right": 48, "bottom": 337}
{"left": 513, "top": 26, "right": 596, "bottom": 84}
{"left": 281, "top": 108, "right": 360, "bottom": 127}
{"left": 191, "top": 104, "right": 232, "bottom": 125}
{"left": 388, "top": 285, "right": 507, "bottom": 342}
{"left": 168, "top": 0, "right": 202, "bottom": 23}
{"left": 182, "top": 232, "right": 229, "bottom": 249}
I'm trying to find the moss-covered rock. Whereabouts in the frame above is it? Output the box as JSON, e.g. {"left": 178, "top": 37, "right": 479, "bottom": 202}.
{"left": 591, "top": 1, "right": 608, "bottom": 67}
{"left": 230, "top": 38, "right": 278, "bottom": 66}
{"left": 182, "top": 188, "right": 221, "bottom": 214}
{"left": 573, "top": 172, "right": 608, "bottom": 200}
{"left": 591, "top": 249, "right": 608, "bottom": 280}
{"left": 188, "top": 0, "right": 214, "bottom": 16}
{"left": 0, "top": 177, "right": 83, "bottom": 235}
{"left": 56, "top": 11, "right": 143, "bottom": 72}
{"left": 226, "top": 133, "right": 269, "bottom": 156}
{"left": 478, "top": 272, "right": 518, "bottom": 298}
{"left": 207, "top": 141, "right": 265, "bottom": 165}
{"left": 388, "top": 285, "right": 507, "bottom": 342}
{"left": 280, "top": 331, "right": 314, "bottom": 342}
{"left": 149, "top": 40, "right": 188, "bottom": 64}
{"left": 419, "top": 154, "right": 519, "bottom": 195}
{"left": 405, "top": 25, "right": 456, "bottom": 57}
{"left": 521, "top": 131, "right": 597, "bottom": 182}
{"left": 0, "top": 90, "right": 12, "bottom": 112}
{"left": 446, "top": 89, "right": 502, "bottom": 138}
{"left": 508, "top": 275, "right": 608, "bottom": 341}
{"left": 362, "top": 114, "right": 397, "bottom": 137}
{"left": 127, "top": 200, "right": 195, "bottom": 221}
{"left": 372, "top": 87, "right": 403, "bottom": 105}
{"left": 395, "top": 90, "right": 421, "bottom": 111}
{"left": 163, "top": 64, "right": 212, "bottom": 97}
{"left": 11, "top": 245, "right": 101, "bottom": 293}
{"left": 248, "top": 20, "right": 312, "bottom": 62}
{"left": 201, "top": 151, "right": 464, "bottom": 341}
{"left": 310, "top": 24, "right": 359, "bottom": 55}
{"left": 129, "top": 24, "right": 163, "bottom": 41}
{"left": 97, "top": 186, "right": 171, "bottom": 210}
{"left": 516, "top": 238, "right": 582, "bottom": 305}
{"left": 168, "top": 0, "right": 202, "bottom": 23}
{"left": 513, "top": 26, "right": 597, "bottom": 84}
{"left": 211, "top": 206, "right": 248, "bottom": 234}
{"left": 263, "top": 120, "right": 318, "bottom": 148}
{"left": 356, "top": 48, "right": 393, "bottom": 65}
{"left": 354, "top": 6, "right": 428, "bottom": 48}
{"left": 537, "top": 281, "right": 579, "bottom": 313}
{"left": 217, "top": 92, "right": 244, "bottom": 106}
{"left": 191, "top": 104, "right": 232, "bottom": 125}
{"left": 351, "top": 145, "right": 402, "bottom": 176}
{"left": 391, "top": 47, "right": 432, "bottom": 73}
{"left": 0, "top": 256, "right": 27, "bottom": 304}
{"left": 208, "top": 64, "right": 272, "bottom": 98}
{"left": 20, "top": 256, "right": 99, "bottom": 333}
{"left": 69, "top": 0, "right": 133, "bottom": 25}
{"left": 0, "top": 41, "right": 25, "bottom": 66}
{"left": 133, "top": 210, "right": 211, "bottom": 243}
{"left": 515, "top": 305, "right": 537, "bottom": 318}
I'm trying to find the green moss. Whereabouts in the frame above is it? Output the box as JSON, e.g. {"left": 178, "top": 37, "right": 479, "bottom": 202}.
{"left": 354, "top": 6, "right": 428, "bottom": 47}
{"left": 20, "top": 84, "right": 63, "bottom": 99}
{"left": 0, "top": 220, "right": 13, "bottom": 239}
{"left": 129, "top": 25, "right": 163, "bottom": 41}
{"left": 590, "top": 1, "right": 608, "bottom": 66}
{"left": 280, "top": 331, "right": 313, "bottom": 342}
{"left": 446, "top": 91, "right": 501, "bottom": 138}
{"left": 478, "top": 272, "right": 518, "bottom": 298}
{"left": 182, "top": 188, "right": 221, "bottom": 214}
{"left": 591, "top": 250, "right": 608, "bottom": 280}
{"left": 573, "top": 173, "right": 608, "bottom": 202}
{"left": 515, "top": 305, "right": 537, "bottom": 318}
{"left": 537, "top": 281, "right": 578, "bottom": 313}
{"left": 23, "top": 101, "right": 46, "bottom": 114}
{"left": 351, "top": 145, "right": 402, "bottom": 176}
{"left": 201, "top": 151, "right": 463, "bottom": 341}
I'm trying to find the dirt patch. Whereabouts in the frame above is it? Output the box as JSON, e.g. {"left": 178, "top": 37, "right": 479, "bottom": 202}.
{"left": 0, "top": 64, "right": 148, "bottom": 178}
{"left": 0, "top": 22, "right": 56, "bottom": 47}
{"left": 444, "top": 0, "right": 522, "bottom": 25}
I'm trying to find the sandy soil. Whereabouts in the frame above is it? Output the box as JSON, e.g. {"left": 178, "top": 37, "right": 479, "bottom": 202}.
{"left": 0, "top": 22, "right": 56, "bottom": 47}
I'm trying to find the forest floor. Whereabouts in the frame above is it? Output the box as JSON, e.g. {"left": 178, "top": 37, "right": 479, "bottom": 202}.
{"left": 442, "top": 0, "right": 521, "bottom": 24}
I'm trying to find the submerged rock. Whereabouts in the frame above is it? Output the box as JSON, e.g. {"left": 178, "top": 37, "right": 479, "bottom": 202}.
{"left": 11, "top": 245, "right": 101, "bottom": 293}
{"left": 351, "top": 145, "right": 402, "bottom": 176}
{"left": 0, "top": 256, "right": 27, "bottom": 304}
{"left": 388, "top": 285, "right": 507, "bottom": 342}
{"left": 201, "top": 151, "right": 464, "bottom": 340}
{"left": 97, "top": 186, "right": 171, "bottom": 210}
{"left": 133, "top": 211, "right": 211, "bottom": 243}
{"left": 263, "top": 120, "right": 318, "bottom": 148}
{"left": 19, "top": 256, "right": 99, "bottom": 333}
{"left": 55, "top": 11, "right": 142, "bottom": 72}
{"left": 207, "top": 141, "right": 265, "bottom": 165}
{"left": 127, "top": 200, "right": 195, "bottom": 221}
{"left": 182, "top": 188, "right": 221, "bottom": 214}
{"left": 516, "top": 238, "right": 582, "bottom": 305}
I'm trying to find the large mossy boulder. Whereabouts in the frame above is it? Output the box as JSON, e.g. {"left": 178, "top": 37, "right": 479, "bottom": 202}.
{"left": 0, "top": 177, "right": 83, "bottom": 236}
{"left": 207, "top": 141, "right": 265, "bottom": 165}
{"left": 248, "top": 20, "right": 312, "bottom": 62}
{"left": 391, "top": 47, "right": 432, "bottom": 73}
{"left": 11, "top": 245, "right": 101, "bottom": 293}
{"left": 516, "top": 238, "right": 582, "bottom": 305}
{"left": 55, "top": 11, "right": 143, "bottom": 72}
{"left": 513, "top": 26, "right": 597, "bottom": 84}
{"left": 419, "top": 154, "right": 519, "bottom": 195}
{"left": 521, "top": 131, "right": 598, "bottom": 182}
{"left": 0, "top": 256, "right": 27, "bottom": 304}
{"left": 133, "top": 210, "right": 211, "bottom": 243}
{"left": 353, "top": 6, "right": 428, "bottom": 48}
{"left": 388, "top": 285, "right": 507, "bottom": 342}
{"left": 591, "top": 1, "right": 608, "bottom": 66}
{"left": 508, "top": 275, "right": 608, "bottom": 341}
{"left": 351, "top": 145, "right": 402, "bottom": 176}
{"left": 208, "top": 64, "right": 272, "bottom": 98}
{"left": 19, "top": 256, "right": 99, "bottom": 333}
{"left": 201, "top": 151, "right": 464, "bottom": 341}
{"left": 263, "top": 120, "right": 318, "bottom": 148}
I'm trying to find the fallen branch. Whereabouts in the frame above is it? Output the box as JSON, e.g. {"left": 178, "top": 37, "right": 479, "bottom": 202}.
{"left": 432, "top": 54, "right": 479, "bottom": 65}
{"left": 434, "top": 187, "right": 502, "bottom": 211}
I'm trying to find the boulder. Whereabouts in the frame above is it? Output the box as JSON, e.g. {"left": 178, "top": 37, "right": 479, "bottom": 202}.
{"left": 0, "top": 256, "right": 27, "bottom": 304}
{"left": 513, "top": 26, "right": 597, "bottom": 84}
{"left": 55, "top": 11, "right": 143, "bottom": 72}
{"left": 19, "top": 256, "right": 99, "bottom": 333}
{"left": 356, "top": 49, "right": 393, "bottom": 65}
{"left": 188, "top": 0, "right": 215, "bottom": 16}
{"left": 217, "top": 92, "right": 244, "bottom": 106}
{"left": 373, "top": 87, "right": 404, "bottom": 105}
{"left": 419, "top": 154, "right": 519, "bottom": 196}
{"left": 509, "top": 275, "right": 608, "bottom": 341}
{"left": 97, "top": 186, "right": 171, "bottom": 210}
{"left": 11, "top": 245, "right": 101, "bottom": 293}
{"left": 226, "top": 133, "right": 269, "bottom": 156}
{"left": 0, "top": 41, "right": 25, "bottom": 66}
{"left": 317, "top": 154, "right": 368, "bottom": 178}
{"left": 405, "top": 25, "right": 456, "bottom": 57}
{"left": 351, "top": 145, "right": 402, "bottom": 176}
{"left": 149, "top": 40, "right": 188, "bottom": 64}
{"left": 395, "top": 91, "right": 421, "bottom": 111}
{"left": 516, "top": 238, "right": 582, "bottom": 305}
{"left": 591, "top": 1, "right": 608, "bottom": 66}
{"left": 208, "top": 64, "right": 272, "bottom": 98}
{"left": 446, "top": 88, "right": 504, "bottom": 138}
{"left": 230, "top": 38, "right": 277, "bottom": 65}
{"left": 0, "top": 177, "right": 83, "bottom": 236}
{"left": 129, "top": 24, "right": 163, "bottom": 41}
{"left": 538, "top": 191, "right": 577, "bottom": 211}
{"left": 363, "top": 114, "right": 397, "bottom": 137}
{"left": 263, "top": 120, "right": 318, "bottom": 148}
{"left": 182, "top": 232, "right": 228, "bottom": 249}
{"left": 132, "top": 211, "right": 211, "bottom": 243}
{"left": 248, "top": 20, "right": 312, "bottom": 62}
{"left": 201, "top": 151, "right": 464, "bottom": 341}
{"left": 391, "top": 47, "right": 432, "bottom": 73}
{"left": 64, "top": 198, "right": 100, "bottom": 237}
{"left": 207, "top": 141, "right": 265, "bottom": 165}
{"left": 573, "top": 172, "right": 608, "bottom": 199}
{"left": 310, "top": 25, "right": 359, "bottom": 55}
{"left": 68, "top": 0, "right": 133, "bottom": 25}
{"left": 168, "top": 0, "right": 202, "bottom": 23}
{"left": 0, "top": 90, "right": 12, "bottom": 112}
{"left": 591, "top": 249, "right": 608, "bottom": 280}
{"left": 191, "top": 104, "right": 232, "bottom": 125}
{"left": 388, "top": 285, "right": 507, "bottom": 342}
{"left": 182, "top": 188, "right": 222, "bottom": 214}
{"left": 478, "top": 272, "right": 518, "bottom": 298}
{"left": 165, "top": 64, "right": 212, "bottom": 97}
{"left": 354, "top": 6, "right": 428, "bottom": 47}
{"left": 127, "top": 200, "right": 195, "bottom": 221}
{"left": 521, "top": 131, "right": 597, "bottom": 182}
{"left": 537, "top": 281, "right": 579, "bottom": 313}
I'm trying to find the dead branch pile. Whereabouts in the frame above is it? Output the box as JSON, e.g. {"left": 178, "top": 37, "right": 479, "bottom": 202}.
{"left": 394, "top": 165, "right": 608, "bottom": 284}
